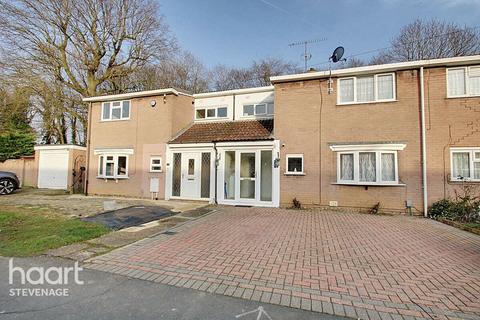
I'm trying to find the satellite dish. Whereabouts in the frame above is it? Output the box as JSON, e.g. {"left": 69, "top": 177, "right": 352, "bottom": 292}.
{"left": 330, "top": 46, "right": 345, "bottom": 63}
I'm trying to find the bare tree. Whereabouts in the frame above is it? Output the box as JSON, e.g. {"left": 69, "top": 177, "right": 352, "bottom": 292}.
{"left": 211, "top": 58, "right": 299, "bottom": 91}
{"left": 371, "top": 19, "right": 480, "bottom": 63}
{"left": 0, "top": 0, "right": 176, "bottom": 97}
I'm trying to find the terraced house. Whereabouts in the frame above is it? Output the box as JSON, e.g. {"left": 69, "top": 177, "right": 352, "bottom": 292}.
{"left": 83, "top": 55, "right": 480, "bottom": 214}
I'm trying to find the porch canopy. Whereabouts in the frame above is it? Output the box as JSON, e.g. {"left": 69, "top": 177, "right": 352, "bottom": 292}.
{"left": 169, "top": 119, "right": 274, "bottom": 144}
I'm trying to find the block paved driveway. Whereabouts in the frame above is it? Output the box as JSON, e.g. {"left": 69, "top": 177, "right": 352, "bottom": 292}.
{"left": 86, "top": 207, "right": 480, "bottom": 320}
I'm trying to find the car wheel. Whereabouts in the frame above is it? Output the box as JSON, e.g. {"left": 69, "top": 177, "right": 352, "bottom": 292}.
{"left": 0, "top": 178, "right": 16, "bottom": 195}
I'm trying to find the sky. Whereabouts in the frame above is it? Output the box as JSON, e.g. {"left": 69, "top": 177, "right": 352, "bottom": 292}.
{"left": 159, "top": 0, "right": 480, "bottom": 69}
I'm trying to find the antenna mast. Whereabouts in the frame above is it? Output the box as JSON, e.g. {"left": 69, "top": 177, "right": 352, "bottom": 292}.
{"left": 289, "top": 38, "right": 327, "bottom": 72}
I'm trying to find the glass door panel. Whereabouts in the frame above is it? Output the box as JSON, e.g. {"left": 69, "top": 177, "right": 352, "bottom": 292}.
{"left": 260, "top": 150, "right": 272, "bottom": 201}
{"left": 240, "top": 152, "right": 256, "bottom": 199}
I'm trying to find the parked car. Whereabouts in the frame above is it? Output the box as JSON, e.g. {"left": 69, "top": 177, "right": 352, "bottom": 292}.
{"left": 0, "top": 171, "right": 20, "bottom": 195}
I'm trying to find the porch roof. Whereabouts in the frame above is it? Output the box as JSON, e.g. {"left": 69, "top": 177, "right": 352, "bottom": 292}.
{"left": 169, "top": 119, "right": 274, "bottom": 144}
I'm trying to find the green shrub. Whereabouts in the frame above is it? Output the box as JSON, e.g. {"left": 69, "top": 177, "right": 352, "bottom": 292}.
{"left": 428, "top": 199, "right": 456, "bottom": 219}
{"left": 429, "top": 186, "right": 480, "bottom": 223}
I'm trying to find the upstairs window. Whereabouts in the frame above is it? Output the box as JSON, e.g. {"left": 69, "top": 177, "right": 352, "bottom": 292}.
{"left": 451, "top": 148, "right": 480, "bottom": 181}
{"left": 102, "top": 101, "right": 130, "bottom": 121}
{"left": 242, "top": 103, "right": 274, "bottom": 117}
{"left": 447, "top": 66, "right": 480, "bottom": 98}
{"left": 196, "top": 106, "right": 228, "bottom": 120}
{"left": 338, "top": 73, "right": 395, "bottom": 104}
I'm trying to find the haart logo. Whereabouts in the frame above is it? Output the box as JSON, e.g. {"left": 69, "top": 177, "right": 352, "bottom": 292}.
{"left": 8, "top": 259, "right": 84, "bottom": 297}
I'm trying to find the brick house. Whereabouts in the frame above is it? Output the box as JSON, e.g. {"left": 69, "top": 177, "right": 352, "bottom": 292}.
{"left": 83, "top": 55, "right": 480, "bottom": 214}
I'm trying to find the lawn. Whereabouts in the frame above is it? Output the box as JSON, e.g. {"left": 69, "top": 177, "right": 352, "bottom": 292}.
{"left": 0, "top": 207, "right": 110, "bottom": 257}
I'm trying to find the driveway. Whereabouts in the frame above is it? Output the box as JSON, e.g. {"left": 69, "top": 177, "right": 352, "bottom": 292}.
{"left": 0, "top": 188, "right": 206, "bottom": 217}
{"left": 85, "top": 207, "right": 480, "bottom": 320}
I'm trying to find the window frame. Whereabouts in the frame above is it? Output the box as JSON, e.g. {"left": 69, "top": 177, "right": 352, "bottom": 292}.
{"left": 337, "top": 72, "right": 396, "bottom": 105}
{"left": 101, "top": 100, "right": 131, "bottom": 121}
{"left": 242, "top": 102, "right": 274, "bottom": 118}
{"left": 285, "top": 154, "right": 305, "bottom": 175}
{"left": 446, "top": 66, "right": 480, "bottom": 98}
{"left": 149, "top": 156, "right": 162, "bottom": 173}
{"left": 195, "top": 105, "right": 229, "bottom": 120}
{"left": 336, "top": 150, "right": 399, "bottom": 185}
{"left": 97, "top": 154, "right": 129, "bottom": 179}
{"left": 450, "top": 147, "right": 480, "bottom": 182}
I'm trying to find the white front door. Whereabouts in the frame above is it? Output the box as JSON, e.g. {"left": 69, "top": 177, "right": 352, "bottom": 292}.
{"left": 239, "top": 152, "right": 256, "bottom": 200}
{"left": 181, "top": 152, "right": 200, "bottom": 198}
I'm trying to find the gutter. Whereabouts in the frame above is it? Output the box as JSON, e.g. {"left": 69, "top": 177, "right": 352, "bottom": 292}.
{"left": 420, "top": 67, "right": 428, "bottom": 217}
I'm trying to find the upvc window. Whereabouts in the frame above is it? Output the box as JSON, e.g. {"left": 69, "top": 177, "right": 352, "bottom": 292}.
{"left": 97, "top": 155, "right": 129, "bottom": 179}
{"left": 196, "top": 106, "right": 228, "bottom": 120}
{"left": 450, "top": 148, "right": 480, "bottom": 181}
{"left": 102, "top": 101, "right": 130, "bottom": 121}
{"left": 150, "top": 156, "right": 162, "bottom": 172}
{"left": 447, "top": 66, "right": 480, "bottom": 98}
{"left": 338, "top": 73, "right": 395, "bottom": 104}
{"left": 242, "top": 103, "right": 274, "bottom": 117}
{"left": 336, "top": 150, "right": 399, "bottom": 185}
{"left": 285, "top": 154, "right": 304, "bottom": 175}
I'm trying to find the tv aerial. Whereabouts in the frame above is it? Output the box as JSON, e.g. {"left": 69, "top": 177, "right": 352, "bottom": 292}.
{"left": 328, "top": 46, "right": 347, "bottom": 94}
{"left": 289, "top": 38, "right": 327, "bottom": 72}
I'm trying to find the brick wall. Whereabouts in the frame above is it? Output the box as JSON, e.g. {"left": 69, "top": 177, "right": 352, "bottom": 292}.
{"left": 275, "top": 66, "right": 479, "bottom": 213}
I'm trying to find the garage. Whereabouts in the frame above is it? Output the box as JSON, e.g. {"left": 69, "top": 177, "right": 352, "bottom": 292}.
{"left": 35, "top": 145, "right": 86, "bottom": 190}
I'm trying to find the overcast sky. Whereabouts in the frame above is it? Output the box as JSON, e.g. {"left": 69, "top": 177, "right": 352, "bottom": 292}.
{"left": 159, "top": 0, "right": 480, "bottom": 69}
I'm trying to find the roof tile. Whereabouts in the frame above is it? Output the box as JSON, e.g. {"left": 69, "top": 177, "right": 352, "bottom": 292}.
{"left": 170, "top": 119, "right": 274, "bottom": 144}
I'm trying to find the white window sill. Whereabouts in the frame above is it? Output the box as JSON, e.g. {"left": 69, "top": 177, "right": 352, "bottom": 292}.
{"left": 337, "top": 99, "right": 398, "bottom": 106}
{"left": 332, "top": 182, "right": 406, "bottom": 187}
{"left": 449, "top": 179, "right": 480, "bottom": 183}
{"left": 149, "top": 171, "right": 163, "bottom": 173}
{"left": 446, "top": 94, "right": 480, "bottom": 99}
{"left": 284, "top": 172, "right": 306, "bottom": 176}
{"left": 100, "top": 118, "right": 130, "bottom": 122}
{"left": 97, "top": 176, "right": 129, "bottom": 180}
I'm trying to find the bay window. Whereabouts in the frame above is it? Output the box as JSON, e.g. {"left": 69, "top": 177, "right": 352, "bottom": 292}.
{"left": 338, "top": 73, "right": 395, "bottom": 104}
{"left": 97, "top": 154, "right": 129, "bottom": 179}
{"left": 447, "top": 66, "right": 480, "bottom": 97}
{"left": 331, "top": 144, "right": 405, "bottom": 185}
{"left": 451, "top": 148, "right": 480, "bottom": 181}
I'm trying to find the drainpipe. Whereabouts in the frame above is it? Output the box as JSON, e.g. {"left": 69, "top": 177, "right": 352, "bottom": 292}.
{"left": 420, "top": 67, "right": 428, "bottom": 217}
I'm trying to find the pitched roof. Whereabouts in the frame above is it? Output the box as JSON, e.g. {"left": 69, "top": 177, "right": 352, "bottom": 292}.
{"left": 169, "top": 119, "right": 274, "bottom": 144}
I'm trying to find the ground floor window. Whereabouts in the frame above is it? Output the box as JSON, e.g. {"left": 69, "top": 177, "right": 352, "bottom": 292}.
{"left": 451, "top": 148, "right": 480, "bottom": 181}
{"left": 285, "top": 154, "right": 304, "bottom": 174}
{"left": 97, "top": 154, "right": 129, "bottom": 179}
{"left": 150, "top": 156, "right": 162, "bottom": 172}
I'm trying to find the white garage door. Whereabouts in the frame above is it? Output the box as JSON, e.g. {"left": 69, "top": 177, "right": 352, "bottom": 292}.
{"left": 38, "top": 150, "right": 69, "bottom": 189}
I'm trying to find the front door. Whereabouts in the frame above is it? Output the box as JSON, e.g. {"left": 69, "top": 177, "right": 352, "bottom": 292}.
{"left": 239, "top": 152, "right": 256, "bottom": 200}
{"left": 181, "top": 153, "right": 200, "bottom": 198}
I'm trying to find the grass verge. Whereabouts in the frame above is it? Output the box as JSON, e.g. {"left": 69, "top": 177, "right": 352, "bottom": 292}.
{"left": 0, "top": 207, "right": 110, "bottom": 257}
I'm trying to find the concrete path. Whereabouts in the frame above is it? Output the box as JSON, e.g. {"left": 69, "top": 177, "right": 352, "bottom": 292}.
{"left": 86, "top": 207, "right": 480, "bottom": 320}
{"left": 0, "top": 256, "right": 344, "bottom": 320}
